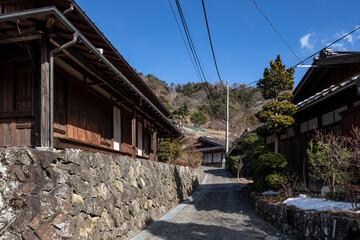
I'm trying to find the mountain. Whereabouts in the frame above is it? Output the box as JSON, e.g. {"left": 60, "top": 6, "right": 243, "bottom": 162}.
{"left": 140, "top": 73, "right": 264, "bottom": 140}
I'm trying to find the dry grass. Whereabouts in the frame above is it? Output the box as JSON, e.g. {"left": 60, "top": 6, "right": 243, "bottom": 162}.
{"left": 177, "top": 146, "right": 203, "bottom": 168}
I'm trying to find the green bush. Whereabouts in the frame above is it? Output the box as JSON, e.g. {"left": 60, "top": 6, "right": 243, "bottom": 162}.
{"left": 259, "top": 152, "right": 287, "bottom": 169}
{"left": 265, "top": 173, "right": 288, "bottom": 187}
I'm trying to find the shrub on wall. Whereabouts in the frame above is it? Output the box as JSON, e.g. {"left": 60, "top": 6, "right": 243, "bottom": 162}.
{"left": 307, "top": 129, "right": 360, "bottom": 208}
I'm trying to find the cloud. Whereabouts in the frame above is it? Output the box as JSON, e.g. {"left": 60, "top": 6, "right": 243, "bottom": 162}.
{"left": 330, "top": 43, "right": 347, "bottom": 51}
{"left": 300, "top": 33, "right": 313, "bottom": 49}
{"left": 345, "top": 34, "right": 354, "bottom": 44}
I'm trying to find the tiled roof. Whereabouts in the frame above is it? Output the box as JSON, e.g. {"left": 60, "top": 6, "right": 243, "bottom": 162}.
{"left": 296, "top": 74, "right": 360, "bottom": 110}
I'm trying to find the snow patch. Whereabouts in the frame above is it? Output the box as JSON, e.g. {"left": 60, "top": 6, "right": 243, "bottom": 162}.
{"left": 283, "top": 194, "right": 357, "bottom": 211}
{"left": 262, "top": 190, "right": 278, "bottom": 196}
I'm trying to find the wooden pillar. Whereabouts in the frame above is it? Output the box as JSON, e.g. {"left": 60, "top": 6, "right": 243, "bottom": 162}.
{"left": 170, "top": 136, "right": 173, "bottom": 163}
{"left": 40, "top": 35, "right": 50, "bottom": 148}
{"left": 131, "top": 106, "right": 136, "bottom": 159}
{"left": 152, "top": 126, "right": 157, "bottom": 161}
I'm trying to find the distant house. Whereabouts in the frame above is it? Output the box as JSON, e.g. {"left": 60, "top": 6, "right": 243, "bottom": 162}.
{"left": 197, "top": 136, "right": 225, "bottom": 166}
{"left": 0, "top": 0, "right": 182, "bottom": 160}
{"left": 275, "top": 49, "right": 360, "bottom": 180}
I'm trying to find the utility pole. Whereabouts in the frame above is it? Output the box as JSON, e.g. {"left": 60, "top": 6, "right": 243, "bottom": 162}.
{"left": 223, "top": 80, "right": 230, "bottom": 168}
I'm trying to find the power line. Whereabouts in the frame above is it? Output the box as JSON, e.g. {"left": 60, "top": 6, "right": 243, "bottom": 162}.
{"left": 174, "top": 0, "right": 217, "bottom": 100}
{"left": 175, "top": 0, "right": 207, "bottom": 83}
{"left": 201, "top": 0, "right": 225, "bottom": 87}
{"left": 291, "top": 25, "right": 360, "bottom": 69}
{"left": 167, "top": 0, "right": 203, "bottom": 83}
{"left": 252, "top": 0, "right": 301, "bottom": 62}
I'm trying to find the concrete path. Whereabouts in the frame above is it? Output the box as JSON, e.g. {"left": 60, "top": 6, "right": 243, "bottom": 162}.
{"left": 131, "top": 167, "right": 287, "bottom": 240}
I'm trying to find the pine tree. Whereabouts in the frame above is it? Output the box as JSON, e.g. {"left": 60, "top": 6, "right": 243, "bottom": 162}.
{"left": 256, "top": 55, "right": 297, "bottom": 153}
{"left": 190, "top": 111, "right": 208, "bottom": 126}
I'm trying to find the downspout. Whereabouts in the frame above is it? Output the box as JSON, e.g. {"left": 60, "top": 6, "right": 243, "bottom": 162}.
{"left": 49, "top": 33, "right": 78, "bottom": 148}
{"left": 63, "top": 0, "right": 74, "bottom": 15}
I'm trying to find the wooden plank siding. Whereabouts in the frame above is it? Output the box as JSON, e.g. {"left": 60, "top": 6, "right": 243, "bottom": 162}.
{"left": 341, "top": 106, "right": 360, "bottom": 136}
{"left": 121, "top": 107, "right": 133, "bottom": 155}
{"left": 0, "top": 53, "right": 35, "bottom": 147}
{"left": 0, "top": 0, "right": 33, "bottom": 14}
{"left": 66, "top": 78, "right": 113, "bottom": 148}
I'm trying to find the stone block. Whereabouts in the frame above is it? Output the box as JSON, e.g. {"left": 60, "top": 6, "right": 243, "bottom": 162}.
{"left": 69, "top": 175, "right": 89, "bottom": 196}
{"left": 102, "top": 209, "right": 115, "bottom": 230}
{"left": 72, "top": 193, "right": 86, "bottom": 215}
{"left": 19, "top": 182, "right": 36, "bottom": 195}
{"left": 112, "top": 208, "right": 125, "bottom": 228}
{"left": 93, "top": 197, "right": 105, "bottom": 216}
{"left": 53, "top": 184, "right": 71, "bottom": 200}
{"left": 29, "top": 214, "right": 41, "bottom": 230}
{"left": 62, "top": 149, "right": 82, "bottom": 165}
{"left": 114, "top": 168, "right": 121, "bottom": 180}
{"left": 51, "top": 213, "right": 73, "bottom": 238}
{"left": 35, "top": 223, "right": 60, "bottom": 240}
{"left": 59, "top": 199, "right": 72, "bottom": 215}
{"left": 18, "top": 149, "right": 32, "bottom": 166}
{"left": 13, "top": 209, "right": 32, "bottom": 233}
{"left": 104, "top": 195, "right": 115, "bottom": 214}
{"left": 33, "top": 150, "right": 58, "bottom": 169}
{"left": 11, "top": 165, "right": 26, "bottom": 182}
{"left": 27, "top": 196, "right": 41, "bottom": 216}
{"left": 129, "top": 201, "right": 141, "bottom": 217}
{"left": 4, "top": 149, "right": 18, "bottom": 165}
{"left": 85, "top": 197, "right": 94, "bottom": 215}
{"left": 97, "top": 182, "right": 111, "bottom": 200}
{"left": 22, "top": 229, "right": 39, "bottom": 240}
{"left": 0, "top": 232, "right": 22, "bottom": 240}
{"left": 114, "top": 180, "right": 124, "bottom": 193}
{"left": 29, "top": 165, "right": 45, "bottom": 186}
{"left": 39, "top": 193, "right": 58, "bottom": 213}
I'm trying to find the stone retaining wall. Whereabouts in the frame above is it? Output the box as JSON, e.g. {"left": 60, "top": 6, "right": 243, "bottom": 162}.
{"left": 248, "top": 192, "right": 360, "bottom": 240}
{"left": 0, "top": 147, "right": 204, "bottom": 239}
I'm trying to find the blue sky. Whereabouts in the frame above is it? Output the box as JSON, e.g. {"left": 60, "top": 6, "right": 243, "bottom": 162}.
{"left": 76, "top": 0, "right": 360, "bottom": 87}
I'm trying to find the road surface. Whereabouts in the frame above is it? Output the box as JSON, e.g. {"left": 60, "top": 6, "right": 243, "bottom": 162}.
{"left": 132, "top": 167, "right": 287, "bottom": 240}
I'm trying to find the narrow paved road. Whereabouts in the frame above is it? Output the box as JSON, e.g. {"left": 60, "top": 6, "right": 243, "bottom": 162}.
{"left": 132, "top": 167, "right": 287, "bottom": 240}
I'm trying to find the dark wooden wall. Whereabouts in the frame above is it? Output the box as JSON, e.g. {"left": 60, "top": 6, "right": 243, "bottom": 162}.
{"left": 341, "top": 106, "right": 360, "bottom": 136}
{"left": 54, "top": 76, "right": 113, "bottom": 148}
{"left": 0, "top": 44, "right": 35, "bottom": 147}
{"left": 121, "top": 109, "right": 132, "bottom": 154}
{"left": 280, "top": 135, "right": 308, "bottom": 179}
{"left": 0, "top": 0, "right": 33, "bottom": 14}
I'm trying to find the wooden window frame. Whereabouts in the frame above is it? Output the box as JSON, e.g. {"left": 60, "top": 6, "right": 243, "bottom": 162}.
{"left": 14, "top": 67, "right": 34, "bottom": 116}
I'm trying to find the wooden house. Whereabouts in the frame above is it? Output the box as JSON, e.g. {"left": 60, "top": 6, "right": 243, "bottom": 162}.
{"left": 197, "top": 136, "right": 225, "bottom": 166}
{"left": 275, "top": 49, "right": 360, "bottom": 181}
{"left": 0, "top": 0, "right": 183, "bottom": 160}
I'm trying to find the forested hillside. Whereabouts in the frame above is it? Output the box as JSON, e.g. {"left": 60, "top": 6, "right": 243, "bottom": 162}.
{"left": 140, "top": 73, "right": 264, "bottom": 140}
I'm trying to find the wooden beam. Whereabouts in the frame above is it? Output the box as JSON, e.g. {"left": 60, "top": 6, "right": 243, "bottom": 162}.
{"left": 84, "top": 81, "right": 106, "bottom": 86}
{"left": 0, "top": 34, "right": 41, "bottom": 44}
{"left": 0, "top": 26, "right": 37, "bottom": 35}
{"left": 152, "top": 125, "right": 158, "bottom": 161}
{"left": 50, "top": 37, "right": 134, "bottom": 105}
{"left": 40, "top": 35, "right": 50, "bottom": 148}
{"left": 170, "top": 136, "right": 173, "bottom": 163}
{"left": 45, "top": 16, "right": 55, "bottom": 29}
{"left": 132, "top": 106, "right": 136, "bottom": 159}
